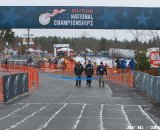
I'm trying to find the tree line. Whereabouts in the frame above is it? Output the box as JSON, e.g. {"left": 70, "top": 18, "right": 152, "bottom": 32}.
{"left": 0, "top": 29, "right": 160, "bottom": 54}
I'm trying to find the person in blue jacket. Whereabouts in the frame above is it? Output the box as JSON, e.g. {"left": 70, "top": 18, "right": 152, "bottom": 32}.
{"left": 120, "top": 58, "right": 127, "bottom": 72}
{"left": 128, "top": 58, "right": 136, "bottom": 71}
{"left": 85, "top": 60, "right": 94, "bottom": 87}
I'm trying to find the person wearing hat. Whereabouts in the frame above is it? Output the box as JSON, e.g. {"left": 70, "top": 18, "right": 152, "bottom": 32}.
{"left": 115, "top": 58, "right": 121, "bottom": 69}
{"left": 85, "top": 60, "right": 94, "bottom": 87}
{"left": 96, "top": 62, "right": 107, "bottom": 87}
{"left": 120, "top": 58, "right": 127, "bottom": 73}
{"left": 128, "top": 58, "right": 136, "bottom": 71}
{"left": 74, "top": 61, "right": 84, "bottom": 87}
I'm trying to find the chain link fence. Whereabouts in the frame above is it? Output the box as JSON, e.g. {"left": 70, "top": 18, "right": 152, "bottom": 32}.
{"left": 134, "top": 71, "right": 160, "bottom": 102}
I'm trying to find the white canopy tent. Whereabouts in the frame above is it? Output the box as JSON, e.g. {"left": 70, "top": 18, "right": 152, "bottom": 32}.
{"left": 57, "top": 48, "right": 73, "bottom": 52}
{"left": 85, "top": 48, "right": 93, "bottom": 53}
{"left": 25, "top": 48, "right": 47, "bottom": 53}
{"left": 34, "top": 49, "right": 43, "bottom": 53}
{"left": 25, "top": 48, "right": 35, "bottom": 52}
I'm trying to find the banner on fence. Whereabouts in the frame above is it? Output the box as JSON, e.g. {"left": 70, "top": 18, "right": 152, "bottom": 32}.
{"left": 3, "top": 73, "right": 29, "bottom": 102}
{"left": 150, "top": 51, "right": 160, "bottom": 68}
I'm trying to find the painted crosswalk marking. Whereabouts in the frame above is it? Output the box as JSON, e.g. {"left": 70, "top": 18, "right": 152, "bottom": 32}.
{"left": 5, "top": 104, "right": 48, "bottom": 130}
{"left": 100, "top": 104, "right": 104, "bottom": 130}
{"left": 121, "top": 105, "right": 133, "bottom": 130}
{"left": 0, "top": 103, "right": 30, "bottom": 121}
{"left": 138, "top": 105, "right": 160, "bottom": 130}
{"left": 0, "top": 103, "right": 158, "bottom": 130}
{"left": 73, "top": 104, "right": 86, "bottom": 130}
{"left": 37, "top": 103, "right": 68, "bottom": 130}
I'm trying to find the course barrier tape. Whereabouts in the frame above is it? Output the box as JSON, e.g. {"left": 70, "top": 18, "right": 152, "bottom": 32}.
{"left": 39, "top": 60, "right": 134, "bottom": 87}
{"left": 47, "top": 72, "right": 133, "bottom": 80}
{"left": 48, "top": 74, "right": 101, "bottom": 80}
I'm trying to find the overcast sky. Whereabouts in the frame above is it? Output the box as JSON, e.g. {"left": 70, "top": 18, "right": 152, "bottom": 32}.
{"left": 3, "top": 0, "right": 160, "bottom": 41}
{"left": 2, "top": 0, "right": 160, "bottom": 7}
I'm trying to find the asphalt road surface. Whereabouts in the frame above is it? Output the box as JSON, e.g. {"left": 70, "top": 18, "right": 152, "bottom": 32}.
{"left": 0, "top": 73, "right": 160, "bottom": 130}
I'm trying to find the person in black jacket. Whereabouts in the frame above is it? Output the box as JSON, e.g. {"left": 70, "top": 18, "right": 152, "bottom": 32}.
{"left": 4, "top": 58, "right": 8, "bottom": 71}
{"left": 115, "top": 58, "right": 121, "bottom": 69}
{"left": 96, "top": 62, "right": 107, "bottom": 87}
{"left": 85, "top": 60, "right": 94, "bottom": 87}
{"left": 74, "top": 61, "right": 84, "bottom": 87}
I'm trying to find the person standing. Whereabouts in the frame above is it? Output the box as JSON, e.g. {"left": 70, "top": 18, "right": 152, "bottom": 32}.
{"left": 120, "top": 58, "right": 127, "bottom": 73}
{"left": 158, "top": 63, "right": 160, "bottom": 76}
{"left": 61, "top": 60, "right": 66, "bottom": 71}
{"left": 48, "top": 57, "right": 52, "bottom": 68}
{"left": 115, "top": 58, "right": 121, "bottom": 69}
{"left": 85, "top": 60, "right": 94, "bottom": 87}
{"left": 128, "top": 58, "right": 136, "bottom": 71}
{"left": 5, "top": 58, "right": 8, "bottom": 71}
{"left": 54, "top": 57, "right": 58, "bottom": 69}
{"left": 74, "top": 61, "right": 84, "bottom": 87}
{"left": 27, "top": 56, "right": 33, "bottom": 66}
{"left": 96, "top": 62, "right": 107, "bottom": 87}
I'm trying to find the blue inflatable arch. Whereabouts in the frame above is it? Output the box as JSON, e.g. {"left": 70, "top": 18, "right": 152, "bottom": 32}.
{"left": 0, "top": 6, "right": 160, "bottom": 29}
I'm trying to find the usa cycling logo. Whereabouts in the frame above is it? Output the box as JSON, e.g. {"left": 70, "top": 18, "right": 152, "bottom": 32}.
{"left": 39, "top": 9, "right": 66, "bottom": 25}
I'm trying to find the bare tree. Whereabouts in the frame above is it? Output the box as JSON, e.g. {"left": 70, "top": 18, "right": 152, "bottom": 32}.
{"left": 147, "top": 30, "right": 160, "bottom": 46}
{"left": 129, "top": 30, "right": 146, "bottom": 42}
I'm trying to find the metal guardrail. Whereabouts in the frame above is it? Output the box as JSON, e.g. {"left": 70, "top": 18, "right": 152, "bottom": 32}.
{"left": 134, "top": 71, "right": 160, "bottom": 102}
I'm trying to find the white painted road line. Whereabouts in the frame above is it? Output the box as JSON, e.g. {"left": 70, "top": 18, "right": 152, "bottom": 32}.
{"left": 73, "top": 104, "right": 86, "bottom": 130}
{"left": 5, "top": 104, "right": 48, "bottom": 130}
{"left": 15, "top": 103, "right": 148, "bottom": 107}
{"left": 121, "top": 105, "right": 133, "bottom": 130}
{"left": 37, "top": 103, "right": 68, "bottom": 130}
{"left": 100, "top": 104, "right": 104, "bottom": 130}
{"left": 0, "top": 103, "right": 30, "bottom": 121}
{"left": 138, "top": 105, "right": 160, "bottom": 130}
{"left": 15, "top": 103, "right": 65, "bottom": 105}
{"left": 41, "top": 95, "right": 114, "bottom": 98}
